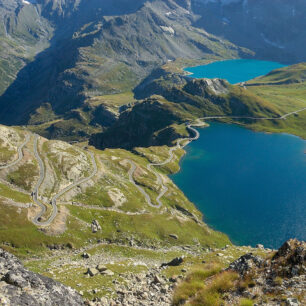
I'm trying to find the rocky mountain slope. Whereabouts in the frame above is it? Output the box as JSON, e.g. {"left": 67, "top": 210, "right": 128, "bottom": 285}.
{"left": 0, "top": 0, "right": 53, "bottom": 94}
{"left": 0, "top": 0, "right": 304, "bottom": 140}
{"left": 0, "top": 248, "right": 83, "bottom": 305}
{"left": 193, "top": 0, "right": 306, "bottom": 63}
{"left": 0, "top": 0, "right": 247, "bottom": 128}
{"left": 0, "top": 1, "right": 305, "bottom": 305}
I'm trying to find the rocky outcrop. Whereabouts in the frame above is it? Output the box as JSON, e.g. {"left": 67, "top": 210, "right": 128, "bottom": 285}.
{"left": 228, "top": 253, "right": 264, "bottom": 275}
{"left": 47, "top": 141, "right": 91, "bottom": 182}
{"left": 0, "top": 248, "right": 83, "bottom": 305}
{"left": 272, "top": 239, "right": 306, "bottom": 278}
{"left": 183, "top": 78, "right": 229, "bottom": 96}
{"left": 227, "top": 239, "right": 306, "bottom": 305}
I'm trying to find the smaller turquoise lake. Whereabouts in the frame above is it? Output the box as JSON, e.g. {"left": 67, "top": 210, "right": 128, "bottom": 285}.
{"left": 184, "top": 59, "right": 286, "bottom": 84}
{"left": 171, "top": 123, "right": 306, "bottom": 249}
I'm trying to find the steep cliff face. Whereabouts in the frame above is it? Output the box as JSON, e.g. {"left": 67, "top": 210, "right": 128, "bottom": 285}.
{"left": 0, "top": 248, "right": 83, "bottom": 305}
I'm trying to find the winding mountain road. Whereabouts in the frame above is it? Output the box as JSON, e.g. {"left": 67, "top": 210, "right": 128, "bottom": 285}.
{"left": 128, "top": 107, "right": 306, "bottom": 209}
{"left": 32, "top": 135, "right": 50, "bottom": 226}
{"left": 0, "top": 134, "right": 30, "bottom": 170}
{"left": 28, "top": 106, "right": 306, "bottom": 221}
{"left": 127, "top": 124, "right": 199, "bottom": 208}
{"left": 32, "top": 135, "right": 98, "bottom": 226}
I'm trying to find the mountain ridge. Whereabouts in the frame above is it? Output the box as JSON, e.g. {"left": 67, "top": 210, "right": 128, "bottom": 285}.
{"left": 1, "top": 0, "right": 304, "bottom": 136}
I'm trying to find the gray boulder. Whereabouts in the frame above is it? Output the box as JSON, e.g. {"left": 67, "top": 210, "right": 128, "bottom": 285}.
{"left": 87, "top": 268, "right": 99, "bottom": 277}
{"left": 91, "top": 220, "right": 102, "bottom": 233}
{"left": 228, "top": 253, "right": 264, "bottom": 276}
{"left": 0, "top": 248, "right": 83, "bottom": 305}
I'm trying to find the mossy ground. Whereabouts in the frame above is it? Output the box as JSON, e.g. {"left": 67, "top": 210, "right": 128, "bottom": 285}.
{"left": 86, "top": 92, "right": 136, "bottom": 108}
{"left": 245, "top": 64, "right": 306, "bottom": 138}
{"left": 0, "top": 140, "right": 16, "bottom": 164}
{"left": 7, "top": 162, "right": 39, "bottom": 191}
{"left": 68, "top": 205, "right": 229, "bottom": 248}
{"left": 0, "top": 183, "right": 30, "bottom": 203}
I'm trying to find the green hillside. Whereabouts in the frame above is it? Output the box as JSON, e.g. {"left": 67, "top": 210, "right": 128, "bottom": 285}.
{"left": 246, "top": 63, "right": 306, "bottom": 138}
{"left": 90, "top": 72, "right": 281, "bottom": 149}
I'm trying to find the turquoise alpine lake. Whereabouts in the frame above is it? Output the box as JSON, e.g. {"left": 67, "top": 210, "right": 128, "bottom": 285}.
{"left": 184, "top": 59, "right": 287, "bottom": 84}
{"left": 171, "top": 123, "right": 306, "bottom": 249}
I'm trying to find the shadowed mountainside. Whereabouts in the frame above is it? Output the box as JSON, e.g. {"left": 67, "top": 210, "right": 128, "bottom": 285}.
{"left": 90, "top": 77, "right": 281, "bottom": 149}
{"left": 0, "top": 0, "right": 248, "bottom": 127}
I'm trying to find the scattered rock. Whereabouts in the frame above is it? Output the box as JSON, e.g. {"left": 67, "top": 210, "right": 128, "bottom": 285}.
{"left": 94, "top": 267, "right": 174, "bottom": 305}
{"left": 100, "top": 297, "right": 108, "bottom": 305}
{"left": 153, "top": 275, "right": 162, "bottom": 284}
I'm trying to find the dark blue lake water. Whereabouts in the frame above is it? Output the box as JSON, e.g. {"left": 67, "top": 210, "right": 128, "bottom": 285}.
{"left": 171, "top": 123, "right": 306, "bottom": 249}
{"left": 184, "top": 59, "right": 286, "bottom": 84}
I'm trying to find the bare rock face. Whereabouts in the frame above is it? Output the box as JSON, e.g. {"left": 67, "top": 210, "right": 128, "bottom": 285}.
{"left": 227, "top": 239, "right": 306, "bottom": 305}
{"left": 0, "top": 248, "right": 83, "bottom": 305}
{"left": 183, "top": 78, "right": 229, "bottom": 96}
{"left": 272, "top": 239, "right": 306, "bottom": 278}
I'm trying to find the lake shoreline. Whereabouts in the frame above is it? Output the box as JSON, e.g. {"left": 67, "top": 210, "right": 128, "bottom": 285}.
{"left": 171, "top": 122, "right": 306, "bottom": 249}
{"left": 183, "top": 59, "right": 287, "bottom": 84}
